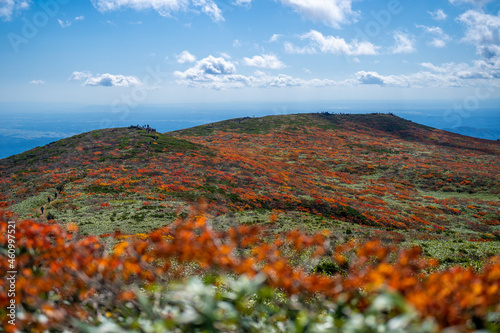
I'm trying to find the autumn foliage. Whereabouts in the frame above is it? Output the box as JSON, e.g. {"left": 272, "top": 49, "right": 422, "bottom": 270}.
{"left": 1, "top": 203, "right": 499, "bottom": 332}
{"left": 0, "top": 113, "right": 499, "bottom": 331}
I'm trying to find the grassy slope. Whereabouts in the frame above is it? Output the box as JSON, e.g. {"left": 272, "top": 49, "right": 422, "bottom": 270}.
{"left": 1, "top": 113, "right": 499, "bottom": 266}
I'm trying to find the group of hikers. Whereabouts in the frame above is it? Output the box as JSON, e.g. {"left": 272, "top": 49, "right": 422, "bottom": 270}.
{"left": 40, "top": 184, "right": 64, "bottom": 215}
{"left": 129, "top": 124, "right": 157, "bottom": 133}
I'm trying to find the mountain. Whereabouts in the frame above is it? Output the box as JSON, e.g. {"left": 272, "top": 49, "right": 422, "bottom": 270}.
{"left": 443, "top": 126, "right": 500, "bottom": 141}
{"left": 1, "top": 113, "right": 499, "bottom": 263}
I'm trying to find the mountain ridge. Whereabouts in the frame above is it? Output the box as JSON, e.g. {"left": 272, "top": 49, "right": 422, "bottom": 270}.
{"left": 0, "top": 113, "right": 499, "bottom": 261}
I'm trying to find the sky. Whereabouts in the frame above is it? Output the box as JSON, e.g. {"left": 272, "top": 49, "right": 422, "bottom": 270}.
{"left": 1, "top": 0, "right": 500, "bottom": 106}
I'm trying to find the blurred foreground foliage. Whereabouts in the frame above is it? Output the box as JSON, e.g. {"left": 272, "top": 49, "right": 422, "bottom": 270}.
{"left": 1, "top": 202, "right": 499, "bottom": 332}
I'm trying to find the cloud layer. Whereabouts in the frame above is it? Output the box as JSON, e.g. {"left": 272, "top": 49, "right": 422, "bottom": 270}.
{"left": 278, "top": 0, "right": 358, "bottom": 28}
{"left": 70, "top": 71, "right": 142, "bottom": 87}
{"left": 392, "top": 31, "right": 416, "bottom": 54}
{"left": 285, "top": 30, "right": 378, "bottom": 56}
{"left": 29, "top": 80, "right": 46, "bottom": 85}
{"left": 243, "top": 54, "right": 286, "bottom": 69}
{"left": 417, "top": 25, "right": 451, "bottom": 48}
{"left": 176, "top": 50, "right": 197, "bottom": 64}
{"left": 90, "top": 0, "right": 223, "bottom": 22}
{"left": 174, "top": 55, "right": 336, "bottom": 89}
{"left": 0, "top": 0, "right": 30, "bottom": 21}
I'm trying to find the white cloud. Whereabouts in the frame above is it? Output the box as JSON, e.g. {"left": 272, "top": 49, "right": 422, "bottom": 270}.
{"left": 174, "top": 56, "right": 250, "bottom": 89}
{"left": 285, "top": 30, "right": 378, "bottom": 56}
{"left": 70, "top": 71, "right": 142, "bottom": 87}
{"left": 284, "top": 41, "right": 316, "bottom": 54}
{"left": 428, "top": 9, "right": 447, "bottom": 20}
{"left": 58, "top": 16, "right": 85, "bottom": 28}
{"left": 356, "top": 71, "right": 386, "bottom": 85}
{"left": 355, "top": 59, "right": 500, "bottom": 89}
{"left": 392, "top": 31, "right": 416, "bottom": 54}
{"left": 176, "top": 50, "right": 197, "bottom": 64}
{"left": 90, "top": 0, "right": 224, "bottom": 22}
{"left": 175, "top": 55, "right": 235, "bottom": 75}
{"left": 243, "top": 54, "right": 286, "bottom": 69}
{"left": 234, "top": 0, "right": 251, "bottom": 6}
{"left": 193, "top": 0, "right": 224, "bottom": 22}
{"left": 85, "top": 74, "right": 142, "bottom": 87}
{"left": 458, "top": 10, "right": 500, "bottom": 45}
{"left": 58, "top": 19, "right": 71, "bottom": 28}
{"left": 0, "top": 0, "right": 30, "bottom": 21}
{"left": 355, "top": 71, "right": 411, "bottom": 87}
{"left": 29, "top": 80, "right": 46, "bottom": 85}
{"left": 420, "top": 61, "right": 499, "bottom": 80}
{"left": 174, "top": 55, "right": 500, "bottom": 90}
{"left": 449, "top": 0, "right": 493, "bottom": 6}
{"left": 233, "top": 39, "right": 242, "bottom": 47}
{"left": 174, "top": 55, "right": 336, "bottom": 89}
{"left": 269, "top": 34, "right": 282, "bottom": 42}
{"left": 278, "top": 0, "right": 359, "bottom": 28}
{"left": 69, "top": 71, "right": 92, "bottom": 81}
{"left": 458, "top": 10, "right": 500, "bottom": 63}
{"left": 305, "top": 30, "right": 378, "bottom": 55}
{"left": 417, "top": 25, "right": 452, "bottom": 48}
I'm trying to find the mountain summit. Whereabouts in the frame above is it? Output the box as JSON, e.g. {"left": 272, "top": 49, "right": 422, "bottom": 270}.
{"left": 1, "top": 113, "right": 498, "bottom": 246}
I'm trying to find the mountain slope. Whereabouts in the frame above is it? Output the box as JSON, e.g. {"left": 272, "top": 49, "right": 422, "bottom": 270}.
{"left": 1, "top": 113, "right": 499, "bottom": 259}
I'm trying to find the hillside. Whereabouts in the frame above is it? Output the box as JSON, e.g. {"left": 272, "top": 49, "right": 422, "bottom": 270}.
{"left": 1, "top": 113, "right": 499, "bottom": 264}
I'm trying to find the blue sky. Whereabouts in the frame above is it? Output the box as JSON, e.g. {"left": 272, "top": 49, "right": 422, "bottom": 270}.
{"left": 1, "top": 0, "right": 500, "bottom": 105}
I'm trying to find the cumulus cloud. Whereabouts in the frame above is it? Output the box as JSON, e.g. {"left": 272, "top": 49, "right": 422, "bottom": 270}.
{"left": 174, "top": 55, "right": 336, "bottom": 89}
{"left": 175, "top": 56, "right": 233, "bottom": 76}
{"left": 479, "top": 44, "right": 500, "bottom": 60}
{"left": 0, "top": 0, "right": 30, "bottom": 21}
{"left": 417, "top": 25, "right": 452, "bottom": 48}
{"left": 84, "top": 74, "right": 142, "bottom": 87}
{"left": 428, "top": 9, "right": 447, "bottom": 20}
{"left": 90, "top": 0, "right": 224, "bottom": 22}
{"left": 278, "top": 0, "right": 359, "bottom": 28}
{"left": 69, "top": 71, "right": 92, "bottom": 81}
{"left": 70, "top": 71, "right": 142, "bottom": 87}
{"left": 392, "top": 31, "right": 416, "bottom": 54}
{"left": 355, "top": 71, "right": 412, "bottom": 87}
{"left": 285, "top": 30, "right": 378, "bottom": 56}
{"left": 176, "top": 50, "right": 197, "bottom": 64}
{"left": 355, "top": 59, "right": 500, "bottom": 89}
{"left": 194, "top": 0, "right": 224, "bottom": 22}
{"left": 174, "top": 57, "right": 250, "bottom": 89}
{"left": 458, "top": 10, "right": 500, "bottom": 63}
{"left": 29, "top": 80, "right": 46, "bottom": 85}
{"left": 284, "top": 42, "right": 316, "bottom": 54}
{"left": 234, "top": 0, "right": 251, "bottom": 6}
{"left": 243, "top": 54, "right": 286, "bottom": 69}
{"left": 269, "top": 34, "right": 282, "bottom": 42}
{"left": 458, "top": 10, "right": 500, "bottom": 45}
{"left": 345, "top": 57, "right": 500, "bottom": 88}
{"left": 356, "top": 71, "right": 386, "bottom": 85}
{"left": 420, "top": 60, "right": 500, "bottom": 80}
